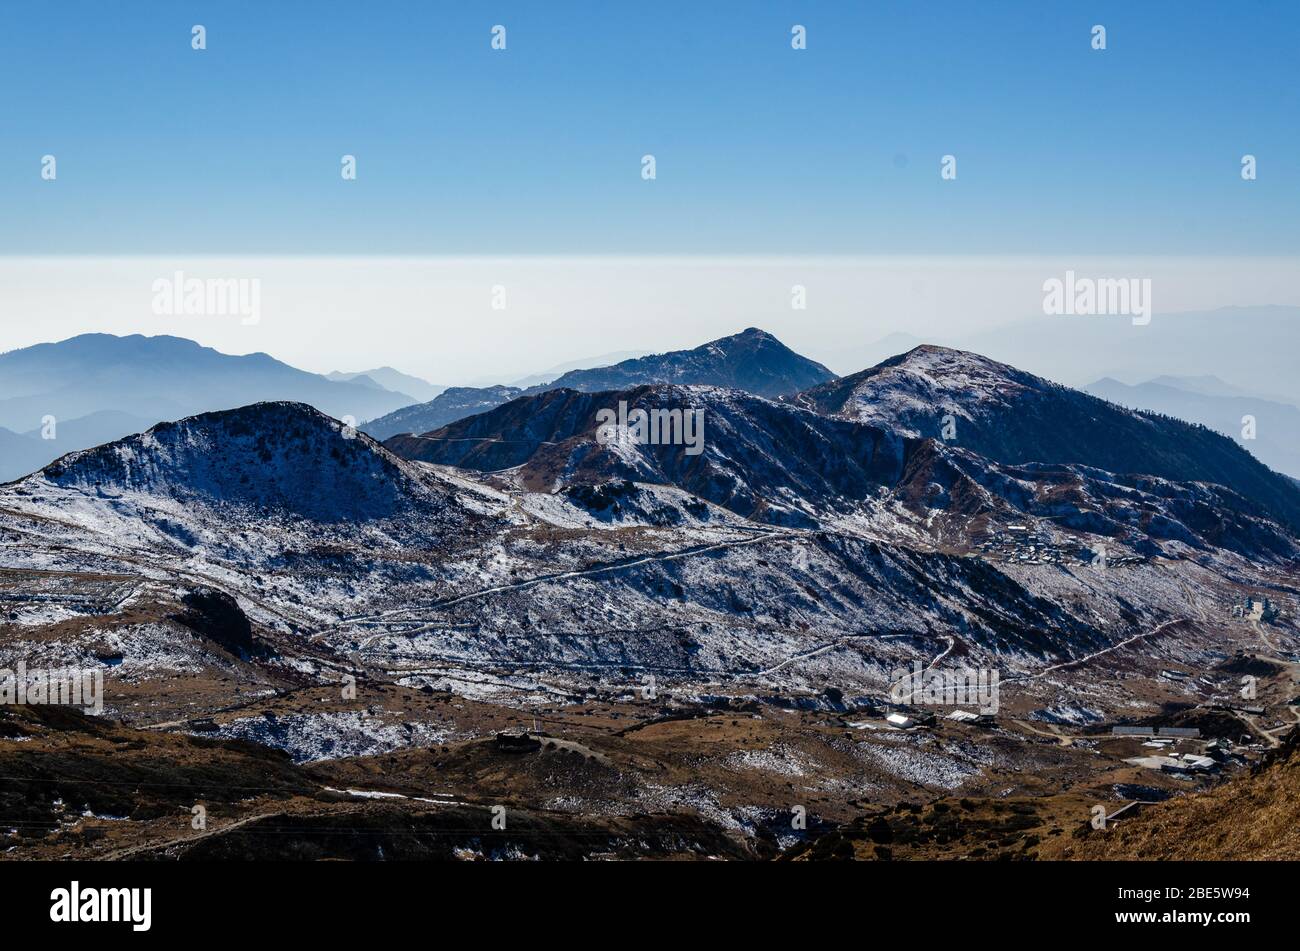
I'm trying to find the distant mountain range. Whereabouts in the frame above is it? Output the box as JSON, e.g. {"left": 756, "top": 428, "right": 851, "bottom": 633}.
{"left": 326, "top": 367, "right": 444, "bottom": 403}
{"left": 362, "top": 328, "right": 836, "bottom": 440}
{"left": 0, "top": 428, "right": 50, "bottom": 484}
{"left": 7, "top": 326, "right": 1300, "bottom": 547}
{"left": 0, "top": 334, "right": 421, "bottom": 482}
{"left": 4, "top": 329, "right": 832, "bottom": 482}
{"left": 1085, "top": 375, "right": 1300, "bottom": 483}
{"left": 0, "top": 410, "right": 153, "bottom": 485}
{"left": 946, "top": 305, "right": 1300, "bottom": 402}
{"left": 364, "top": 385, "right": 528, "bottom": 441}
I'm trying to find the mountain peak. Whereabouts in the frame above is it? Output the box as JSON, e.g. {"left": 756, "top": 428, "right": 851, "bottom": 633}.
{"left": 540, "top": 327, "right": 835, "bottom": 400}
{"left": 714, "top": 326, "right": 791, "bottom": 349}
{"left": 792, "top": 344, "right": 1038, "bottom": 427}
{"left": 363, "top": 328, "right": 837, "bottom": 440}
{"left": 3, "top": 332, "right": 209, "bottom": 360}
{"left": 894, "top": 342, "right": 1014, "bottom": 368}
{"left": 793, "top": 346, "right": 1300, "bottom": 531}
{"left": 34, "top": 401, "right": 447, "bottom": 523}
{"left": 902, "top": 342, "right": 948, "bottom": 354}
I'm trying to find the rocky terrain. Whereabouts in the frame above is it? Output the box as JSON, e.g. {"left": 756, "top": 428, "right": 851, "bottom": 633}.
{"left": 3, "top": 332, "right": 1298, "bottom": 861}
{"left": 792, "top": 344, "right": 1300, "bottom": 531}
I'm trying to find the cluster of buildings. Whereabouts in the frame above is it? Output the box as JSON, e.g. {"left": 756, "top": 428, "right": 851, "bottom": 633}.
{"left": 1231, "top": 596, "right": 1281, "bottom": 622}
{"left": 1123, "top": 751, "right": 1219, "bottom": 774}
{"left": 850, "top": 707, "right": 995, "bottom": 731}
{"left": 974, "top": 525, "right": 1145, "bottom": 568}
{"left": 1113, "top": 723, "right": 1249, "bottom": 775}
{"left": 975, "top": 525, "right": 1078, "bottom": 565}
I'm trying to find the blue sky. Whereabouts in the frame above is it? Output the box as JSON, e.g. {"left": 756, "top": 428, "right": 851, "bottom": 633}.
{"left": 1, "top": 0, "right": 1296, "bottom": 254}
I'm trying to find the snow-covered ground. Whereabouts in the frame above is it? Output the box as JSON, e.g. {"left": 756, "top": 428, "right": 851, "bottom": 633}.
{"left": 210, "top": 710, "right": 458, "bottom": 763}
{"left": 2, "top": 399, "right": 1296, "bottom": 766}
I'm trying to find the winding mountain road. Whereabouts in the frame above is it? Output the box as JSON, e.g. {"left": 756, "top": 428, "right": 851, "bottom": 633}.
{"left": 311, "top": 529, "right": 799, "bottom": 647}
{"left": 1002, "top": 619, "right": 1185, "bottom": 684}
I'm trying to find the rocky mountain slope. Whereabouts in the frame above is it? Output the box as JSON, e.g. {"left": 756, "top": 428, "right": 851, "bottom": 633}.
{"left": 34, "top": 402, "right": 449, "bottom": 522}
{"left": 791, "top": 344, "right": 1300, "bottom": 531}
{"left": 385, "top": 382, "right": 1298, "bottom": 561}
{"left": 1045, "top": 729, "right": 1300, "bottom": 860}
{"left": 386, "top": 385, "right": 907, "bottom": 526}
{"left": 0, "top": 395, "right": 1227, "bottom": 700}
{"left": 3, "top": 403, "right": 477, "bottom": 588}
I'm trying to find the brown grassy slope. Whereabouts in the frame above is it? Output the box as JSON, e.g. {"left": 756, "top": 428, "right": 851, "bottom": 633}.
{"left": 1043, "top": 729, "right": 1300, "bottom": 860}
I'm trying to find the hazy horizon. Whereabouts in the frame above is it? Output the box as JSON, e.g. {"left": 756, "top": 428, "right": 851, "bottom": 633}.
{"left": 4, "top": 254, "right": 1298, "bottom": 386}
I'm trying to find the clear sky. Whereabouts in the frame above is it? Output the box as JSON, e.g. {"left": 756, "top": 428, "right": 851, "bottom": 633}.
{"left": 2, "top": 0, "right": 1297, "bottom": 255}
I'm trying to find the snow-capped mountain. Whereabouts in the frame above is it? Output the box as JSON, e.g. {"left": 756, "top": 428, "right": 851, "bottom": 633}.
{"left": 791, "top": 344, "right": 1300, "bottom": 532}
{"left": 0, "top": 398, "right": 1096, "bottom": 669}
{"left": 1, "top": 397, "right": 1178, "bottom": 679}
{"left": 537, "top": 327, "right": 834, "bottom": 398}
{"left": 386, "top": 384, "right": 908, "bottom": 527}
{"left": 5, "top": 402, "right": 476, "bottom": 582}
{"left": 384, "top": 380, "right": 1298, "bottom": 562}
{"left": 36, "top": 402, "right": 450, "bottom": 521}
{"left": 361, "top": 328, "right": 836, "bottom": 440}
